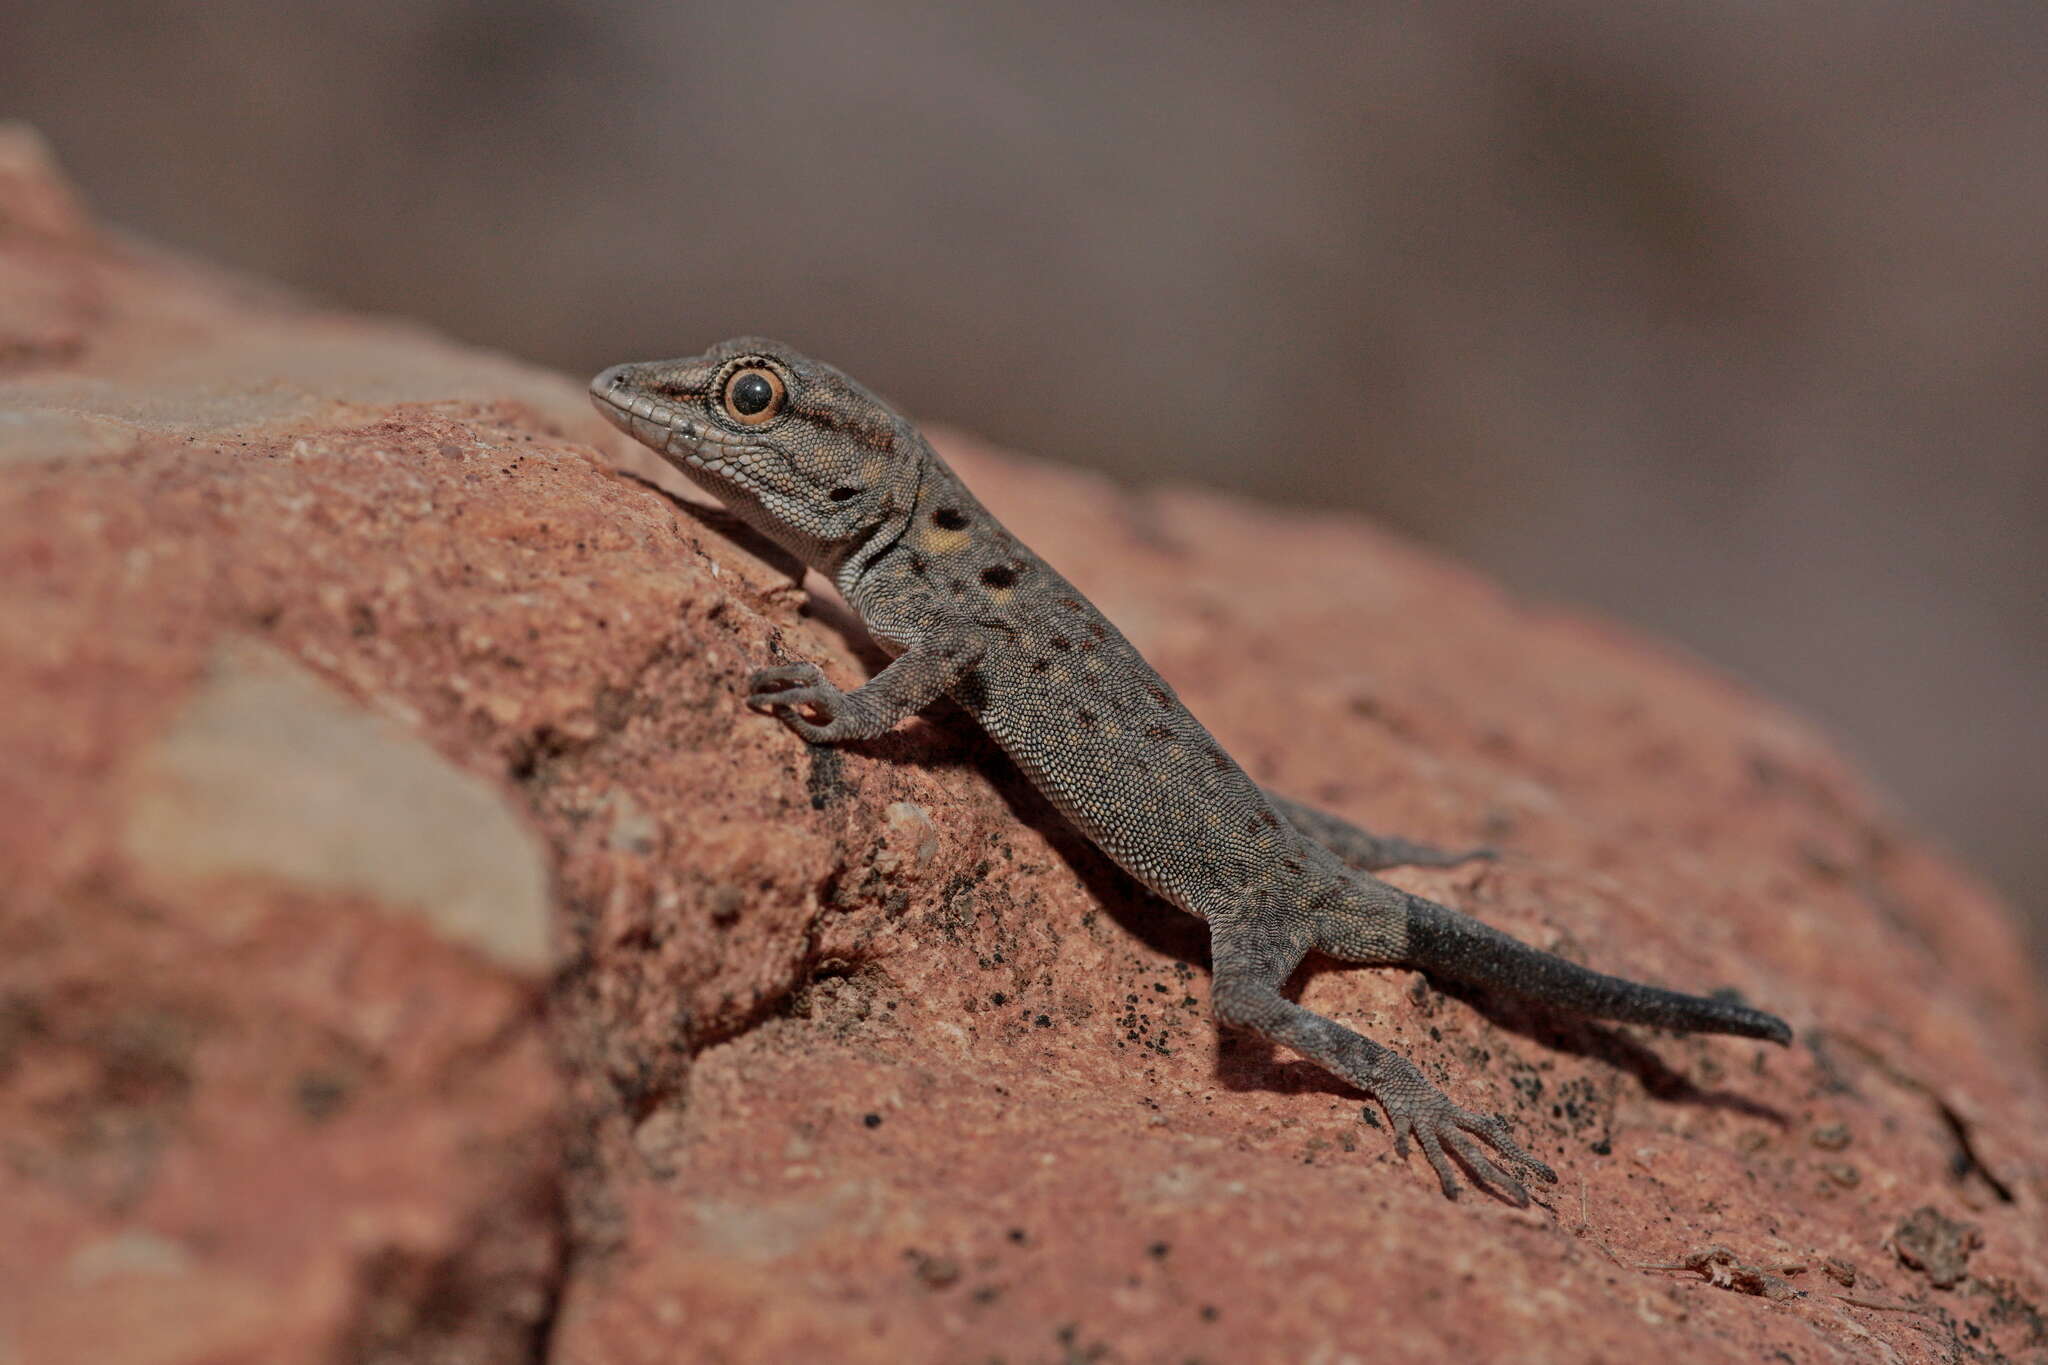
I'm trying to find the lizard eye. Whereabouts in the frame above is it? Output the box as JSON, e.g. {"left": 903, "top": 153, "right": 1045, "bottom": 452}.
{"left": 722, "top": 366, "right": 785, "bottom": 424}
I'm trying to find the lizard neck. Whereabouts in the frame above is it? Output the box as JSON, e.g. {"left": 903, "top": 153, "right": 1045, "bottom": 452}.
{"left": 830, "top": 443, "right": 931, "bottom": 600}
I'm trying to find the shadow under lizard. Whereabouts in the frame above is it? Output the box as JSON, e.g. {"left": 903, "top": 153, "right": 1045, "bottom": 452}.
{"left": 590, "top": 338, "right": 1790, "bottom": 1204}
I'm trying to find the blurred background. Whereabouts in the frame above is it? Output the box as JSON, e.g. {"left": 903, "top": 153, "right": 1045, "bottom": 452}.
{"left": 5, "top": 1, "right": 2042, "bottom": 968}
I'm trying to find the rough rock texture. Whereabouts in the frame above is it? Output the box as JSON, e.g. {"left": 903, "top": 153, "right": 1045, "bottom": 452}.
{"left": 2, "top": 125, "right": 2043, "bottom": 1364}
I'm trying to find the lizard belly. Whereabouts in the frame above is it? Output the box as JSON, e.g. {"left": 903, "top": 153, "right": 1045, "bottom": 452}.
{"left": 959, "top": 651, "right": 1282, "bottom": 915}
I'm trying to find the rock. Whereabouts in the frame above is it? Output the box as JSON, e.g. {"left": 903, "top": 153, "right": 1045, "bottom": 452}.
{"left": 2, "top": 130, "right": 2044, "bottom": 1364}
{"left": 1894, "top": 1206, "right": 1984, "bottom": 1291}
{"left": 123, "top": 636, "right": 555, "bottom": 974}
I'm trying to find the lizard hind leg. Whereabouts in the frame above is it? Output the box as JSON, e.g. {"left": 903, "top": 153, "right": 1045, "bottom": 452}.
{"left": 1263, "top": 790, "right": 1496, "bottom": 871}
{"left": 1208, "top": 908, "right": 1556, "bottom": 1203}
{"left": 1315, "top": 877, "right": 1792, "bottom": 1044}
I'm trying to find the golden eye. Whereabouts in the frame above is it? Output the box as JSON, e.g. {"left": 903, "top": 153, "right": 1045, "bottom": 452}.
{"left": 722, "top": 366, "right": 785, "bottom": 424}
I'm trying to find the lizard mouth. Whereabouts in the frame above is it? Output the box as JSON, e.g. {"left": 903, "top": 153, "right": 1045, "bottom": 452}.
{"left": 588, "top": 365, "right": 746, "bottom": 475}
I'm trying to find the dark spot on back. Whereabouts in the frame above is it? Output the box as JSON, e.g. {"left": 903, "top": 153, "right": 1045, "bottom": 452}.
{"left": 949, "top": 579, "right": 967, "bottom": 596}
{"left": 932, "top": 507, "right": 970, "bottom": 531}
{"left": 980, "top": 564, "right": 1018, "bottom": 589}
{"left": 1050, "top": 635, "right": 1072, "bottom": 651}
{"left": 1088, "top": 621, "right": 1108, "bottom": 640}
{"left": 1031, "top": 658, "right": 1052, "bottom": 673}
{"left": 1058, "top": 597, "right": 1084, "bottom": 613}
{"left": 1145, "top": 725, "right": 1172, "bottom": 740}
{"left": 828, "top": 487, "right": 860, "bottom": 502}
{"left": 1075, "top": 708, "right": 1098, "bottom": 727}
{"left": 1146, "top": 686, "right": 1172, "bottom": 708}
{"left": 908, "top": 552, "right": 928, "bottom": 576}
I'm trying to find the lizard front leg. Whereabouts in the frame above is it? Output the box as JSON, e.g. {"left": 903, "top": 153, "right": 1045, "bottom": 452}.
{"left": 746, "top": 621, "right": 987, "bottom": 743}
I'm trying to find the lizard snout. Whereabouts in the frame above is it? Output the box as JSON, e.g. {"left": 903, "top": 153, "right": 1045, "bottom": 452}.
{"left": 588, "top": 363, "right": 631, "bottom": 400}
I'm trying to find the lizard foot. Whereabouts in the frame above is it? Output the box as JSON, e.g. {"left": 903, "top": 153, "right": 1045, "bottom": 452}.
{"left": 1391, "top": 842, "right": 1500, "bottom": 869}
{"left": 746, "top": 662, "right": 850, "bottom": 740}
{"left": 1377, "top": 1058, "right": 1556, "bottom": 1205}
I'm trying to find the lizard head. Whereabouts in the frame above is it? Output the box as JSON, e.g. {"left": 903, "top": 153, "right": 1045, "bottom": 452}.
{"left": 590, "top": 337, "right": 923, "bottom": 570}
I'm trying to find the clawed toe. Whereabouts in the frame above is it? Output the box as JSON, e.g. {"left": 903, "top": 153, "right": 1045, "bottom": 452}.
{"left": 746, "top": 685, "right": 832, "bottom": 715}
{"left": 784, "top": 716, "right": 839, "bottom": 743}
{"left": 1419, "top": 844, "right": 1498, "bottom": 868}
{"left": 1389, "top": 1099, "right": 1551, "bottom": 1205}
{"left": 744, "top": 662, "right": 842, "bottom": 724}
{"left": 1467, "top": 1112, "right": 1556, "bottom": 1185}
{"left": 747, "top": 662, "right": 825, "bottom": 693}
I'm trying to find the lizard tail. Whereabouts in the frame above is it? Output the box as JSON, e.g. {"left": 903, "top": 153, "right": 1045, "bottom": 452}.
{"left": 1399, "top": 893, "right": 1792, "bottom": 1044}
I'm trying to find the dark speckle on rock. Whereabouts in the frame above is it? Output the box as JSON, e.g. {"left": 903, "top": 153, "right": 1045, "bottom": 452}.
{"left": 805, "top": 744, "right": 849, "bottom": 809}
{"left": 1894, "top": 1206, "right": 1983, "bottom": 1289}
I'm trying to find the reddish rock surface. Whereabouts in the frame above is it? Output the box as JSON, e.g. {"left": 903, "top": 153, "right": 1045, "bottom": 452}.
{"left": 2, "top": 125, "right": 2043, "bottom": 1363}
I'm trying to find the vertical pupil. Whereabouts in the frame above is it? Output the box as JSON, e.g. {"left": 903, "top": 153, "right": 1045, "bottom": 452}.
{"left": 731, "top": 373, "right": 774, "bottom": 415}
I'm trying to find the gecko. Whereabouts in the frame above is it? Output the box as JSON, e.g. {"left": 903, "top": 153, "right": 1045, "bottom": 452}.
{"left": 590, "top": 338, "right": 1791, "bottom": 1204}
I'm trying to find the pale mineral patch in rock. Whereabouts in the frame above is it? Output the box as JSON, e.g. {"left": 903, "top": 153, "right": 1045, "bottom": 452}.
{"left": 122, "top": 635, "right": 556, "bottom": 973}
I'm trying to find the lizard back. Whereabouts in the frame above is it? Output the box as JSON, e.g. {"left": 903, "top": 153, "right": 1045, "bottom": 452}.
{"left": 848, "top": 457, "right": 1305, "bottom": 918}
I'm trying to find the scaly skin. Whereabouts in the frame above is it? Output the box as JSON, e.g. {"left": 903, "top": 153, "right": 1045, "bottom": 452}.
{"left": 590, "top": 338, "right": 1791, "bottom": 1204}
